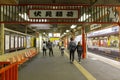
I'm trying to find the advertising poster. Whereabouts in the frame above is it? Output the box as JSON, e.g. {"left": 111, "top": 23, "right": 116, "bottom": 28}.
{"left": 11, "top": 35, "right": 14, "bottom": 49}
{"left": 21, "top": 37, "right": 24, "bottom": 47}
{"left": 36, "top": 38, "right": 39, "bottom": 48}
{"left": 19, "top": 37, "right": 21, "bottom": 48}
{"left": 24, "top": 37, "right": 26, "bottom": 48}
{"left": 15, "top": 36, "right": 18, "bottom": 48}
{"left": 5, "top": 35, "right": 10, "bottom": 50}
{"left": 26, "top": 36, "right": 31, "bottom": 48}
{"left": 30, "top": 37, "right": 34, "bottom": 47}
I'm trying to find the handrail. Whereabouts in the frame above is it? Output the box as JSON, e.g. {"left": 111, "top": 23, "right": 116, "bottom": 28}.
{"left": 0, "top": 62, "right": 18, "bottom": 80}
{"left": 0, "top": 62, "right": 10, "bottom": 65}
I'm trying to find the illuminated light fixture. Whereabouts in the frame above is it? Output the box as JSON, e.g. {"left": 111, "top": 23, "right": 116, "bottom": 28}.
{"left": 66, "top": 30, "right": 70, "bottom": 32}
{"left": 43, "top": 32, "right": 45, "bottom": 34}
{"left": 33, "top": 19, "right": 35, "bottom": 22}
{"left": 36, "top": 19, "right": 39, "bottom": 22}
{"left": 44, "top": 19, "right": 47, "bottom": 22}
{"left": 42, "top": 19, "right": 44, "bottom": 22}
{"left": 71, "top": 24, "right": 77, "bottom": 29}
{"left": 78, "top": 13, "right": 91, "bottom": 22}
{"left": 48, "top": 33, "right": 53, "bottom": 37}
{"left": 64, "top": 33, "right": 66, "bottom": 35}
{"left": 19, "top": 13, "right": 29, "bottom": 21}
{"left": 53, "top": 6, "right": 57, "bottom": 9}
{"left": 28, "top": 19, "right": 32, "bottom": 22}
{"left": 39, "top": 19, "right": 42, "bottom": 22}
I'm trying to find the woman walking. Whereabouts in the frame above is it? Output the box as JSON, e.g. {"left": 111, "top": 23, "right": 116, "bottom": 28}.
{"left": 76, "top": 41, "right": 83, "bottom": 63}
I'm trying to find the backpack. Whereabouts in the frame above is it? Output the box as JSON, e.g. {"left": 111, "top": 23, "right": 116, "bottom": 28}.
{"left": 77, "top": 45, "right": 82, "bottom": 51}
{"left": 70, "top": 42, "right": 76, "bottom": 51}
{"left": 47, "top": 42, "right": 52, "bottom": 49}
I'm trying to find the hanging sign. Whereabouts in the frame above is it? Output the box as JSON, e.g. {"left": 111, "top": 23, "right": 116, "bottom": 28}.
{"left": 29, "top": 10, "right": 79, "bottom": 19}
{"left": 90, "top": 24, "right": 101, "bottom": 30}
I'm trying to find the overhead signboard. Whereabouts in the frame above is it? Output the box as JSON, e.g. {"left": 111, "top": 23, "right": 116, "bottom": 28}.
{"left": 29, "top": 10, "right": 79, "bottom": 19}
{"left": 0, "top": 4, "right": 120, "bottom": 23}
{"left": 90, "top": 24, "right": 102, "bottom": 30}
{"left": 48, "top": 33, "right": 60, "bottom": 37}
{"left": 88, "top": 26, "right": 119, "bottom": 37}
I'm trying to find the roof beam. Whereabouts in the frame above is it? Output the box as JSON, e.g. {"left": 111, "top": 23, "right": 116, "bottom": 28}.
{"left": 0, "top": 0, "right": 17, "bottom": 4}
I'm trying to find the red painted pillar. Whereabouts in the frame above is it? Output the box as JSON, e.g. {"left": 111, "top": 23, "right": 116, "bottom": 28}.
{"left": 99, "top": 38, "right": 101, "bottom": 47}
{"left": 82, "top": 27, "right": 86, "bottom": 59}
{"left": 65, "top": 36, "right": 69, "bottom": 48}
{"left": 1, "top": 72, "right": 5, "bottom": 80}
{"left": 65, "top": 36, "right": 68, "bottom": 48}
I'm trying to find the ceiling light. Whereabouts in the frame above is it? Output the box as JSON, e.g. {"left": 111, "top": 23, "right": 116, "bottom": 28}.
{"left": 19, "top": 13, "right": 29, "bottom": 21}
{"left": 44, "top": 19, "right": 47, "bottom": 22}
{"left": 64, "top": 33, "right": 66, "bottom": 35}
{"left": 66, "top": 30, "right": 70, "bottom": 32}
{"left": 70, "top": 24, "right": 77, "bottom": 29}
{"left": 78, "top": 13, "right": 91, "bottom": 22}
{"left": 43, "top": 32, "right": 45, "bottom": 34}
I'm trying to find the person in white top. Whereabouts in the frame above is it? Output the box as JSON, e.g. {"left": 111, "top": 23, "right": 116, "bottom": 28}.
{"left": 43, "top": 41, "right": 47, "bottom": 56}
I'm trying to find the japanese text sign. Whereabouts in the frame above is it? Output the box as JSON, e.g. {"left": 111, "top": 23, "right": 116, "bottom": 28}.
{"left": 29, "top": 10, "right": 78, "bottom": 19}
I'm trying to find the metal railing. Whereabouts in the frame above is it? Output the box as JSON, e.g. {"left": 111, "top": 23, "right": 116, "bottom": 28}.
{"left": 0, "top": 62, "right": 18, "bottom": 80}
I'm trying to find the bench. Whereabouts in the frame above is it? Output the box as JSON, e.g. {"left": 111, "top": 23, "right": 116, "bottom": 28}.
{"left": 5, "top": 49, "right": 37, "bottom": 67}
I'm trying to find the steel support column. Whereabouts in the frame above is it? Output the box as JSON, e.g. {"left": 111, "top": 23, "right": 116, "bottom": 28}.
{"left": 25, "top": 26, "right": 28, "bottom": 49}
{"left": 0, "top": 7, "right": 4, "bottom": 55}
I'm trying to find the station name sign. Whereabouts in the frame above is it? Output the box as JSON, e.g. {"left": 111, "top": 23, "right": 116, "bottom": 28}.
{"left": 29, "top": 10, "right": 79, "bottom": 19}
{"left": 90, "top": 24, "right": 101, "bottom": 30}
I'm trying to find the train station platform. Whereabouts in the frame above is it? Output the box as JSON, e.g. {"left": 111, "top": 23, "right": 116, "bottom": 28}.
{"left": 18, "top": 47, "right": 120, "bottom": 80}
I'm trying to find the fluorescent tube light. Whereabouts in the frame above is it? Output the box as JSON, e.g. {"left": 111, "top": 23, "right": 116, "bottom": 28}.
{"left": 71, "top": 25, "right": 77, "bottom": 29}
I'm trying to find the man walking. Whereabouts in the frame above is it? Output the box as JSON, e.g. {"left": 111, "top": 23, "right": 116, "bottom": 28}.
{"left": 68, "top": 37, "right": 76, "bottom": 63}
{"left": 47, "top": 40, "right": 54, "bottom": 56}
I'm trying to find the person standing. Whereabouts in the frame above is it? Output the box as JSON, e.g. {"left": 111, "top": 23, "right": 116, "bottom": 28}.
{"left": 58, "top": 41, "right": 62, "bottom": 49}
{"left": 47, "top": 40, "right": 54, "bottom": 56}
{"left": 68, "top": 37, "right": 76, "bottom": 63}
{"left": 60, "top": 41, "right": 65, "bottom": 56}
{"left": 42, "top": 41, "right": 47, "bottom": 56}
{"left": 76, "top": 41, "right": 83, "bottom": 63}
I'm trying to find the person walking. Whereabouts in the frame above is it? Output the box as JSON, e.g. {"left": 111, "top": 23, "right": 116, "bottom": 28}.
{"left": 76, "top": 41, "right": 83, "bottom": 63}
{"left": 58, "top": 41, "right": 62, "bottom": 49}
{"left": 60, "top": 41, "right": 65, "bottom": 56}
{"left": 47, "top": 40, "right": 54, "bottom": 56}
{"left": 68, "top": 37, "right": 76, "bottom": 63}
{"left": 42, "top": 41, "right": 47, "bottom": 56}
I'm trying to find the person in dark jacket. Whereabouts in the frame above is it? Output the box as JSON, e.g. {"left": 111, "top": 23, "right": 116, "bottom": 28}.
{"left": 68, "top": 37, "right": 76, "bottom": 63}
{"left": 47, "top": 40, "right": 54, "bottom": 56}
{"left": 60, "top": 41, "right": 65, "bottom": 56}
{"left": 76, "top": 41, "right": 83, "bottom": 63}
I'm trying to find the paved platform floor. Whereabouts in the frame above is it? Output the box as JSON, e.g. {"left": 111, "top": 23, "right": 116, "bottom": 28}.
{"left": 82, "top": 52, "right": 120, "bottom": 80}
{"left": 19, "top": 47, "right": 86, "bottom": 80}
{"left": 19, "top": 47, "right": 120, "bottom": 80}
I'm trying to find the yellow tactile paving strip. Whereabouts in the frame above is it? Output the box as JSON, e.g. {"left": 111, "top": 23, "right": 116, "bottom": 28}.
{"left": 65, "top": 51, "right": 96, "bottom": 80}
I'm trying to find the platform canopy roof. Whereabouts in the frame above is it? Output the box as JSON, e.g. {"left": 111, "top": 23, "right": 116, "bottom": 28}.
{"left": 1, "top": 0, "right": 120, "bottom": 36}
{"left": 18, "top": 0, "right": 120, "bottom": 5}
